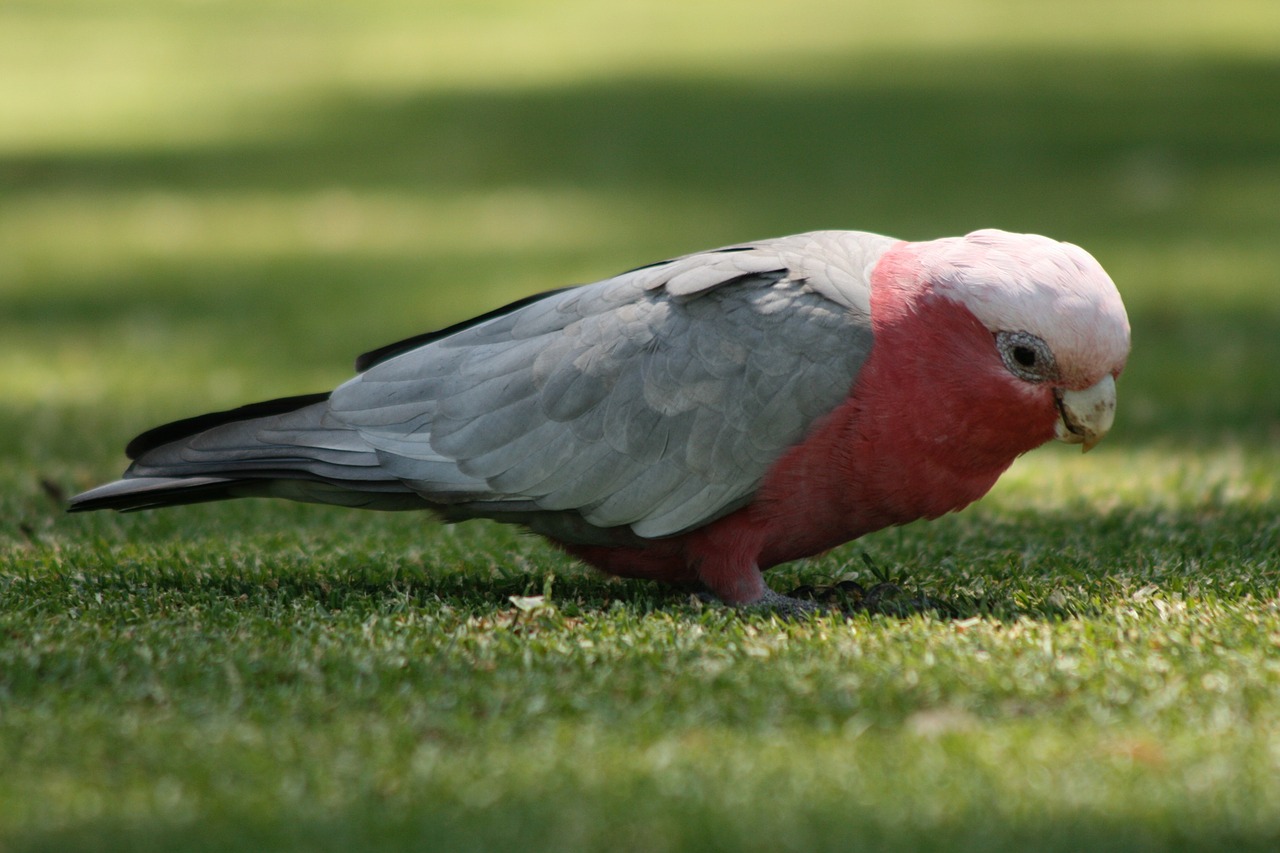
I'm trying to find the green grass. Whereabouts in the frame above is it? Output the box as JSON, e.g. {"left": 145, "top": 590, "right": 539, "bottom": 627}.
{"left": 3, "top": 1, "right": 1280, "bottom": 850}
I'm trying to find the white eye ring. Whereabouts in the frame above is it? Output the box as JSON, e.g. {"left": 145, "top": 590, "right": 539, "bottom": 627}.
{"left": 996, "top": 330, "right": 1057, "bottom": 382}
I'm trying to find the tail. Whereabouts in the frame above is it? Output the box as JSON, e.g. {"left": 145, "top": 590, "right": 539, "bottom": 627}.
{"left": 68, "top": 393, "right": 423, "bottom": 513}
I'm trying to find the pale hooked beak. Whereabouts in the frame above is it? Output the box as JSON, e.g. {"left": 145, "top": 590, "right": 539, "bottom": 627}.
{"left": 1053, "top": 374, "right": 1117, "bottom": 453}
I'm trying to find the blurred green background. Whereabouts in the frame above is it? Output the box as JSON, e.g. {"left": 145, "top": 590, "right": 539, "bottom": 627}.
{"left": 3, "top": 0, "right": 1279, "bottom": 480}
{"left": 3, "top": 1, "right": 1280, "bottom": 849}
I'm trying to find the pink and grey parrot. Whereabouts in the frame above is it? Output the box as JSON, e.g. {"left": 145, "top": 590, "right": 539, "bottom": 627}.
{"left": 70, "top": 230, "right": 1130, "bottom": 613}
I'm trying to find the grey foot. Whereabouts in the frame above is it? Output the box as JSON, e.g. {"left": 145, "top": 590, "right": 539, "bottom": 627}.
{"left": 789, "top": 580, "right": 958, "bottom": 617}
{"left": 695, "top": 588, "right": 833, "bottom": 619}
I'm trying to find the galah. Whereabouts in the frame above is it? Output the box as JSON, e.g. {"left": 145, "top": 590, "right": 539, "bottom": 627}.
{"left": 70, "top": 230, "right": 1130, "bottom": 613}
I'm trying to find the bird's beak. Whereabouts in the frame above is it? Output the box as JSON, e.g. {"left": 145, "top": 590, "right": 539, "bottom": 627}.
{"left": 1053, "top": 374, "right": 1117, "bottom": 453}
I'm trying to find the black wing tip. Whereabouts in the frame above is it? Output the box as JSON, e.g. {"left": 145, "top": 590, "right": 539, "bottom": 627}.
{"left": 125, "top": 392, "right": 331, "bottom": 460}
{"left": 354, "top": 245, "right": 766, "bottom": 373}
{"left": 354, "top": 286, "right": 577, "bottom": 372}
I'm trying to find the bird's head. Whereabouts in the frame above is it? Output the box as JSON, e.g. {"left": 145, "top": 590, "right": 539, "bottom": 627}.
{"left": 879, "top": 229, "right": 1131, "bottom": 453}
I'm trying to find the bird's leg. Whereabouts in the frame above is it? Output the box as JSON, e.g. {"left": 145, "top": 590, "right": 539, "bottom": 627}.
{"left": 691, "top": 550, "right": 831, "bottom": 618}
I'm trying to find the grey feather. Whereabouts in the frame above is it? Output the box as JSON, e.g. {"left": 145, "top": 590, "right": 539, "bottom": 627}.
{"left": 71, "top": 230, "right": 896, "bottom": 539}
{"left": 327, "top": 230, "right": 893, "bottom": 536}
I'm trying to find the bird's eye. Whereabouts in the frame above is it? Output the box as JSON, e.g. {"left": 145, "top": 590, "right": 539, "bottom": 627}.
{"left": 996, "top": 331, "right": 1057, "bottom": 382}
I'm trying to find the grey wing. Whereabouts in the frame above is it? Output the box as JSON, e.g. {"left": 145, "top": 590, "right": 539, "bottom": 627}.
{"left": 329, "top": 230, "right": 893, "bottom": 538}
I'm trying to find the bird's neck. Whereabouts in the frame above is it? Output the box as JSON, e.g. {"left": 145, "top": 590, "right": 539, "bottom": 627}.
{"left": 748, "top": 267, "right": 1057, "bottom": 568}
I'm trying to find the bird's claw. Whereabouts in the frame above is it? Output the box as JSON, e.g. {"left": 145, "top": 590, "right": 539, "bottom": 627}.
{"left": 690, "top": 580, "right": 957, "bottom": 620}
{"left": 691, "top": 588, "right": 834, "bottom": 619}
{"left": 789, "top": 579, "right": 958, "bottom": 617}
{"left": 749, "top": 587, "right": 835, "bottom": 618}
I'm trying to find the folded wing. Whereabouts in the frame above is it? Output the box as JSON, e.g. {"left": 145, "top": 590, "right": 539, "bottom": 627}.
{"left": 72, "top": 230, "right": 892, "bottom": 541}
{"left": 332, "top": 230, "right": 888, "bottom": 537}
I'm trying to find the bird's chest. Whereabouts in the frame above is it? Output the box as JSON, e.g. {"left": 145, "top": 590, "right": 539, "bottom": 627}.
{"left": 748, "top": 404, "right": 1009, "bottom": 568}
{"left": 747, "top": 356, "right": 1045, "bottom": 567}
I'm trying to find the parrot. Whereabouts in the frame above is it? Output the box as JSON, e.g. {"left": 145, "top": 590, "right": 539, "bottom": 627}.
{"left": 69, "top": 229, "right": 1130, "bottom": 614}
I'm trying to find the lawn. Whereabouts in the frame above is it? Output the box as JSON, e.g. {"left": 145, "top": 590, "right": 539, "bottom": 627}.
{"left": 3, "top": 1, "right": 1280, "bottom": 850}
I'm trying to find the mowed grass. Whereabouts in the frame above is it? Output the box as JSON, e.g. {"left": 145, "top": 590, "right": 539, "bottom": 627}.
{"left": 3, "top": 1, "right": 1280, "bottom": 850}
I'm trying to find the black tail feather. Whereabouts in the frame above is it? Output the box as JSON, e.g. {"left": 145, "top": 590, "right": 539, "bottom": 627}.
{"left": 67, "top": 476, "right": 241, "bottom": 513}
{"left": 125, "top": 393, "right": 331, "bottom": 460}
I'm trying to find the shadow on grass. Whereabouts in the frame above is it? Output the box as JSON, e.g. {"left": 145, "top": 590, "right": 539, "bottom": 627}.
{"left": 22, "top": 498, "right": 1280, "bottom": 623}
{"left": 14, "top": 797, "right": 1280, "bottom": 853}
{"left": 5, "top": 51, "right": 1280, "bottom": 244}
{"left": 3, "top": 51, "right": 1280, "bottom": 443}
{"left": 6, "top": 49, "right": 1280, "bottom": 853}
